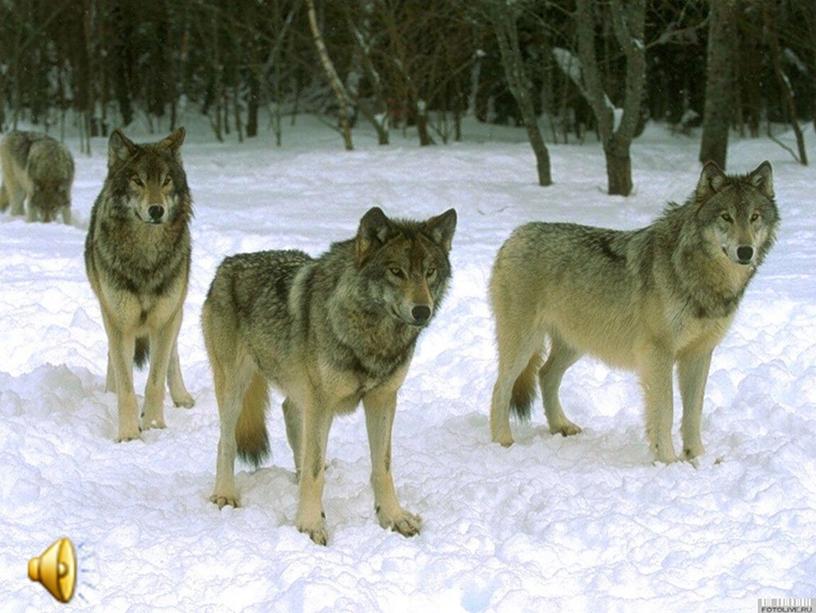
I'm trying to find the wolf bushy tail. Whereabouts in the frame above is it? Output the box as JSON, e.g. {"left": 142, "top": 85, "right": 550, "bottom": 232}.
{"left": 236, "top": 372, "right": 270, "bottom": 468}
{"left": 134, "top": 337, "right": 149, "bottom": 368}
{"left": 509, "top": 353, "right": 542, "bottom": 421}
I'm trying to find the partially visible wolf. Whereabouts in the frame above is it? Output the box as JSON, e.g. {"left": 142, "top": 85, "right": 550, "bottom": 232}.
{"left": 0, "top": 130, "right": 74, "bottom": 223}
{"left": 490, "top": 161, "right": 778, "bottom": 463}
{"left": 203, "top": 206, "right": 457, "bottom": 545}
{"left": 85, "top": 128, "right": 195, "bottom": 442}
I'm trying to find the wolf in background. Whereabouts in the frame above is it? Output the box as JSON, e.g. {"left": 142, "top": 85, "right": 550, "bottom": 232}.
{"left": 490, "top": 161, "right": 778, "bottom": 463}
{"left": 203, "top": 206, "right": 457, "bottom": 545}
{"left": 85, "top": 128, "right": 195, "bottom": 442}
{"left": 0, "top": 130, "right": 74, "bottom": 223}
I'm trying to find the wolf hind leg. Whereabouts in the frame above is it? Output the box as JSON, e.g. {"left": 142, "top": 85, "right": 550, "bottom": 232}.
{"left": 1, "top": 169, "right": 25, "bottom": 216}
{"left": 204, "top": 300, "right": 254, "bottom": 508}
{"left": 0, "top": 181, "right": 8, "bottom": 212}
{"left": 540, "top": 333, "right": 583, "bottom": 436}
{"left": 167, "top": 339, "right": 195, "bottom": 408}
{"left": 210, "top": 355, "right": 256, "bottom": 509}
{"left": 490, "top": 325, "right": 543, "bottom": 447}
{"left": 105, "top": 353, "right": 116, "bottom": 393}
{"left": 282, "top": 397, "right": 302, "bottom": 480}
{"left": 678, "top": 349, "right": 712, "bottom": 461}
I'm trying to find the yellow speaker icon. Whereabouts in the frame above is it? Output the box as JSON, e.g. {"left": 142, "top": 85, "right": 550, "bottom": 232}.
{"left": 28, "top": 537, "right": 77, "bottom": 604}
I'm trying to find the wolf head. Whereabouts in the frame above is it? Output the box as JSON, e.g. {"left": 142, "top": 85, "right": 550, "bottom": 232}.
{"left": 28, "top": 180, "right": 71, "bottom": 222}
{"left": 694, "top": 160, "right": 779, "bottom": 267}
{"left": 105, "top": 128, "right": 190, "bottom": 226}
{"left": 26, "top": 139, "right": 73, "bottom": 222}
{"left": 355, "top": 207, "right": 457, "bottom": 327}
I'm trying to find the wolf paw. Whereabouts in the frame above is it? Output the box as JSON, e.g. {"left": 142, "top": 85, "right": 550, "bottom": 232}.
{"left": 297, "top": 519, "right": 328, "bottom": 546}
{"left": 210, "top": 493, "right": 239, "bottom": 509}
{"left": 377, "top": 507, "right": 422, "bottom": 537}
{"left": 173, "top": 392, "right": 195, "bottom": 409}
{"left": 682, "top": 444, "right": 705, "bottom": 461}
{"left": 550, "top": 421, "right": 583, "bottom": 437}
{"left": 651, "top": 451, "right": 680, "bottom": 465}
{"left": 142, "top": 416, "right": 166, "bottom": 430}
{"left": 116, "top": 423, "right": 141, "bottom": 442}
{"left": 492, "top": 433, "right": 514, "bottom": 448}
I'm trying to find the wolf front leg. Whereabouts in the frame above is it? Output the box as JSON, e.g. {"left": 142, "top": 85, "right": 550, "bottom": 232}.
{"left": 639, "top": 346, "right": 678, "bottom": 463}
{"left": 364, "top": 388, "right": 422, "bottom": 537}
{"left": 296, "top": 397, "right": 333, "bottom": 545}
{"left": 102, "top": 313, "right": 140, "bottom": 442}
{"left": 143, "top": 308, "right": 185, "bottom": 429}
{"left": 678, "top": 349, "right": 713, "bottom": 461}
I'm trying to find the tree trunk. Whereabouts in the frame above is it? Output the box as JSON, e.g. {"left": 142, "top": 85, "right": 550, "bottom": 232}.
{"left": 490, "top": 6, "right": 552, "bottom": 186}
{"left": 305, "top": 0, "right": 353, "bottom": 151}
{"left": 416, "top": 100, "right": 434, "bottom": 146}
{"left": 765, "top": 3, "right": 808, "bottom": 165}
{"left": 344, "top": 5, "right": 390, "bottom": 145}
{"left": 575, "top": 0, "right": 645, "bottom": 195}
{"left": 605, "top": 144, "right": 632, "bottom": 197}
{"left": 246, "top": 72, "right": 260, "bottom": 138}
{"left": 699, "top": 0, "right": 738, "bottom": 168}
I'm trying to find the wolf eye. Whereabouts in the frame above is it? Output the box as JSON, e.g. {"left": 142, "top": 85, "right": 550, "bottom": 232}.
{"left": 131, "top": 176, "right": 144, "bottom": 187}
{"left": 720, "top": 213, "right": 733, "bottom": 223}
{"left": 426, "top": 267, "right": 437, "bottom": 278}
{"left": 750, "top": 213, "right": 760, "bottom": 222}
{"left": 162, "top": 175, "right": 172, "bottom": 187}
{"left": 389, "top": 267, "right": 405, "bottom": 278}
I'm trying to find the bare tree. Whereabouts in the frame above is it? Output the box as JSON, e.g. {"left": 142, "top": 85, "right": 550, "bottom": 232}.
{"left": 305, "top": 0, "right": 354, "bottom": 150}
{"left": 575, "top": 0, "right": 646, "bottom": 196}
{"left": 343, "top": 1, "right": 390, "bottom": 145}
{"left": 764, "top": 1, "right": 807, "bottom": 165}
{"left": 699, "top": 0, "right": 738, "bottom": 168}
{"left": 482, "top": 1, "right": 551, "bottom": 186}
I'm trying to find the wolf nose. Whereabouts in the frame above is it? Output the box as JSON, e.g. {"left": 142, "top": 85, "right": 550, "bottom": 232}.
{"left": 411, "top": 305, "right": 432, "bottom": 324}
{"left": 148, "top": 205, "right": 165, "bottom": 220}
{"left": 736, "top": 245, "right": 754, "bottom": 262}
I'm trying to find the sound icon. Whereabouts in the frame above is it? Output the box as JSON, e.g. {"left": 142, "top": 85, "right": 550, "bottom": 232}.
{"left": 28, "top": 537, "right": 77, "bottom": 604}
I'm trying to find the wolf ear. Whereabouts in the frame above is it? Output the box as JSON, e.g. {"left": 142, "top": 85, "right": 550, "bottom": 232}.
{"left": 108, "top": 129, "right": 138, "bottom": 168}
{"left": 748, "top": 160, "right": 774, "bottom": 199}
{"left": 356, "top": 207, "right": 397, "bottom": 266}
{"left": 159, "top": 127, "right": 186, "bottom": 157}
{"left": 696, "top": 161, "right": 727, "bottom": 201}
{"left": 423, "top": 208, "right": 457, "bottom": 252}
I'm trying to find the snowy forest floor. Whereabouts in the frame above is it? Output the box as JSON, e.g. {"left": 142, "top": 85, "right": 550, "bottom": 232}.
{"left": 1, "top": 116, "right": 815, "bottom": 611}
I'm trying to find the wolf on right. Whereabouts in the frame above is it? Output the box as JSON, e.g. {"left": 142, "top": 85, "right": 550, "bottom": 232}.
{"left": 490, "top": 161, "right": 779, "bottom": 463}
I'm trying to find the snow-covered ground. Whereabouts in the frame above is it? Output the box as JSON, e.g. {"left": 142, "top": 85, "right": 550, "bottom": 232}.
{"left": 2, "top": 116, "right": 814, "bottom": 611}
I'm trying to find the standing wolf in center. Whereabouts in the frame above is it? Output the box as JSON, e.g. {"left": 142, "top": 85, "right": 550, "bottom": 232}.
{"left": 203, "top": 207, "right": 457, "bottom": 545}
{"left": 85, "top": 128, "right": 195, "bottom": 442}
{"left": 490, "top": 161, "right": 778, "bottom": 463}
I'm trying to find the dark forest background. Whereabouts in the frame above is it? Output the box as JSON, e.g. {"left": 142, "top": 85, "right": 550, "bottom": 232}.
{"left": 1, "top": 0, "right": 813, "bottom": 194}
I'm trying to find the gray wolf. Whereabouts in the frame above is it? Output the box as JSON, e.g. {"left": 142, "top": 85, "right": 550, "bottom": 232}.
{"left": 489, "top": 161, "right": 778, "bottom": 463}
{"left": 84, "top": 128, "right": 195, "bottom": 442}
{"left": 0, "top": 130, "right": 74, "bottom": 223}
{"left": 202, "top": 206, "right": 457, "bottom": 545}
